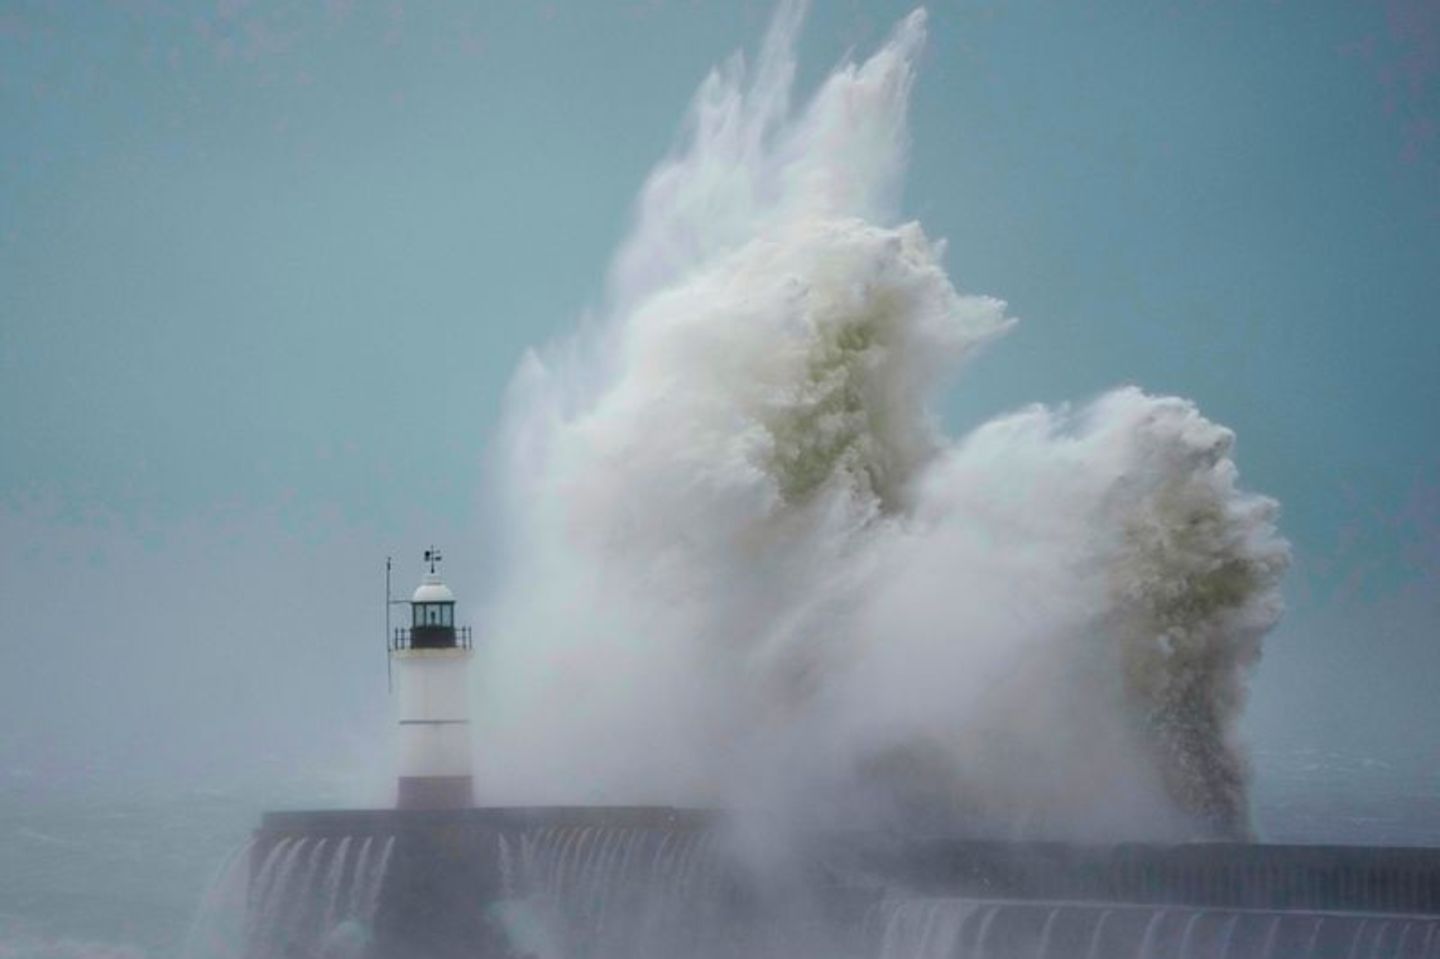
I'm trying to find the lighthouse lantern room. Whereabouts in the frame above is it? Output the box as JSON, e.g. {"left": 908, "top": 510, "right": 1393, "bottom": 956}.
{"left": 390, "top": 548, "right": 474, "bottom": 810}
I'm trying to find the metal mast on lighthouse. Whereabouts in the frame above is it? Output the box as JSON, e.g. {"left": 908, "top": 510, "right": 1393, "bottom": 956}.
{"left": 389, "top": 548, "right": 474, "bottom": 810}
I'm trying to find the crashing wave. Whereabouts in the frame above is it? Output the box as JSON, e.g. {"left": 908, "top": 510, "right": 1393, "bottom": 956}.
{"left": 476, "top": 1, "right": 1288, "bottom": 842}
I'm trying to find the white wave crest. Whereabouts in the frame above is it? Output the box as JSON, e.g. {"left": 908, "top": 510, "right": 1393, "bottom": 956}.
{"left": 475, "top": 1, "right": 1288, "bottom": 841}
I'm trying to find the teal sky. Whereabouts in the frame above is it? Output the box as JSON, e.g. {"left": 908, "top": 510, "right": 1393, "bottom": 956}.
{"left": 1, "top": 1, "right": 1438, "bottom": 803}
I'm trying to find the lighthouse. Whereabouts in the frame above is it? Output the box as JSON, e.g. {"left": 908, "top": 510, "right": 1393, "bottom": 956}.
{"left": 390, "top": 548, "right": 474, "bottom": 810}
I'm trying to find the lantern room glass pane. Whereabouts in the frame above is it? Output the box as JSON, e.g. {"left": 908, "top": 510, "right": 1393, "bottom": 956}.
{"left": 441, "top": 604, "right": 452, "bottom": 626}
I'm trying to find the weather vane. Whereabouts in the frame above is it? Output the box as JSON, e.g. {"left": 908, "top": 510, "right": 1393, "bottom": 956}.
{"left": 424, "top": 546, "right": 442, "bottom": 574}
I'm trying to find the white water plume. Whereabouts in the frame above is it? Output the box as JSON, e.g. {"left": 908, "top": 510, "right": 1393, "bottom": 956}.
{"left": 475, "top": 2, "right": 1288, "bottom": 841}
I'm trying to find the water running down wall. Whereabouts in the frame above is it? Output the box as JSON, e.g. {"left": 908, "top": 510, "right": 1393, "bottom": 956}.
{"left": 214, "top": 808, "right": 1440, "bottom": 959}
{"left": 184, "top": 832, "right": 394, "bottom": 959}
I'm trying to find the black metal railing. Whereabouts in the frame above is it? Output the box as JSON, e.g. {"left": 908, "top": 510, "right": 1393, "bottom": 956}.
{"left": 391, "top": 626, "right": 472, "bottom": 651}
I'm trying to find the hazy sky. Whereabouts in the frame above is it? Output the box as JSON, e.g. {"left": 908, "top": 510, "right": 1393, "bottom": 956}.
{"left": 1, "top": 0, "right": 1437, "bottom": 803}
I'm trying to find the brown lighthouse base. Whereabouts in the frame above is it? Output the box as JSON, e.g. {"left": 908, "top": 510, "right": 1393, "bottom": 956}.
{"left": 397, "top": 775, "right": 473, "bottom": 810}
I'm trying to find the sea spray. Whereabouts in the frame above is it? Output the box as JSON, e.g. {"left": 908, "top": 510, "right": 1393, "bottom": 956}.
{"left": 476, "top": 1, "right": 1288, "bottom": 841}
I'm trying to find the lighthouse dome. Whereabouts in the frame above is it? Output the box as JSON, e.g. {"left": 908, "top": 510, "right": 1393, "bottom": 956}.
{"left": 412, "top": 573, "right": 455, "bottom": 604}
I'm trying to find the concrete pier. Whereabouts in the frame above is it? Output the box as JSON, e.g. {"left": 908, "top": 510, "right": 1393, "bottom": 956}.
{"left": 249, "top": 806, "right": 1440, "bottom": 958}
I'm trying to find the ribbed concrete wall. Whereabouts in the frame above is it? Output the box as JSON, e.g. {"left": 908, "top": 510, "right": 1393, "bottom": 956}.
{"left": 249, "top": 808, "right": 1440, "bottom": 959}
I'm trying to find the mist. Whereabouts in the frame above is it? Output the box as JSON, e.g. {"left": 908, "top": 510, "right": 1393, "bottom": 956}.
{"left": 0, "top": 499, "right": 400, "bottom": 806}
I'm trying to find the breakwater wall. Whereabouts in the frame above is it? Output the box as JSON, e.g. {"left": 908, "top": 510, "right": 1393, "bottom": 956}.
{"left": 248, "top": 807, "right": 1440, "bottom": 959}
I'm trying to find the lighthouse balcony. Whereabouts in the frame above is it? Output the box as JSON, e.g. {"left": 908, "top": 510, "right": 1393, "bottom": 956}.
{"left": 391, "top": 625, "right": 472, "bottom": 651}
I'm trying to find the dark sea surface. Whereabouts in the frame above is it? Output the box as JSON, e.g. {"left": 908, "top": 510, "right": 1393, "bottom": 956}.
{"left": 2, "top": 748, "right": 1438, "bottom": 959}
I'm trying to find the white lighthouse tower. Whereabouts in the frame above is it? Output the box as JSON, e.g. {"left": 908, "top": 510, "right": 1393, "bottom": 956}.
{"left": 390, "top": 548, "right": 474, "bottom": 810}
